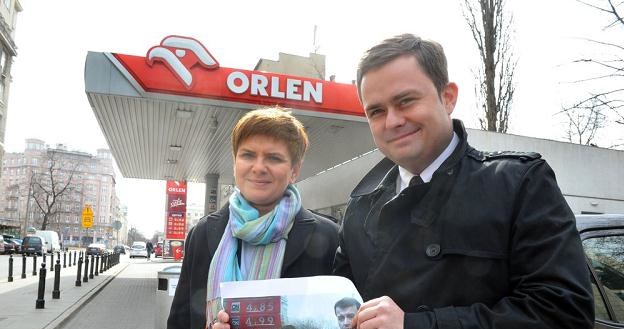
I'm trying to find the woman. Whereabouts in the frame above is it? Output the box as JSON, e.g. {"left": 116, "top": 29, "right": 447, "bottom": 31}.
{"left": 167, "top": 107, "right": 339, "bottom": 329}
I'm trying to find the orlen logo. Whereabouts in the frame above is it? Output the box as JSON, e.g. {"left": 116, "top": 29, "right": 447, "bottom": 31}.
{"left": 167, "top": 180, "right": 187, "bottom": 193}
{"left": 146, "top": 36, "right": 219, "bottom": 90}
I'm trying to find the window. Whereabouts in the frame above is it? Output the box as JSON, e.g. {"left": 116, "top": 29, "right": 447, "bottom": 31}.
{"left": 584, "top": 235, "right": 624, "bottom": 322}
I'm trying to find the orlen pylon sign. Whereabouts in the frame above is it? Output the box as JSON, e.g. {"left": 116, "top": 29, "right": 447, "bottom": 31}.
{"left": 165, "top": 180, "right": 187, "bottom": 260}
{"left": 113, "top": 35, "right": 364, "bottom": 117}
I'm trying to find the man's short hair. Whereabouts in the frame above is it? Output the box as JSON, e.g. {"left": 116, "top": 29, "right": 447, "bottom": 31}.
{"left": 334, "top": 297, "right": 361, "bottom": 314}
{"left": 356, "top": 33, "right": 449, "bottom": 97}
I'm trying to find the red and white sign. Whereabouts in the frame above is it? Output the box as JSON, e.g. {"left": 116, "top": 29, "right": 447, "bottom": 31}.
{"left": 113, "top": 35, "right": 364, "bottom": 117}
{"left": 165, "top": 180, "right": 187, "bottom": 240}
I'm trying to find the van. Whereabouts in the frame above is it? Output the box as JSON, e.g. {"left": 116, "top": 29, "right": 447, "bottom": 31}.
{"left": 36, "top": 230, "right": 61, "bottom": 253}
{"left": 22, "top": 235, "right": 46, "bottom": 255}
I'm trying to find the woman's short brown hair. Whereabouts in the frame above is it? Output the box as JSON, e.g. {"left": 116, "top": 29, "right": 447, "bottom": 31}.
{"left": 231, "top": 107, "right": 309, "bottom": 165}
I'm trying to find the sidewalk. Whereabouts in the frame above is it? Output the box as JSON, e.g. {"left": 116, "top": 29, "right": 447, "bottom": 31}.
{"left": 0, "top": 255, "right": 128, "bottom": 329}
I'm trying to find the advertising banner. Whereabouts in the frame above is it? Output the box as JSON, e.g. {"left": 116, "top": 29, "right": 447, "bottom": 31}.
{"left": 165, "top": 180, "right": 187, "bottom": 241}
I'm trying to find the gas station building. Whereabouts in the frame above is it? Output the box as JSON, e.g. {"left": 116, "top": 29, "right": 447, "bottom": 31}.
{"left": 84, "top": 36, "right": 624, "bottom": 240}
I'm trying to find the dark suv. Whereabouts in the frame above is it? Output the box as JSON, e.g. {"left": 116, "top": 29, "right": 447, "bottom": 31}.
{"left": 578, "top": 214, "right": 624, "bottom": 328}
{"left": 22, "top": 236, "right": 45, "bottom": 256}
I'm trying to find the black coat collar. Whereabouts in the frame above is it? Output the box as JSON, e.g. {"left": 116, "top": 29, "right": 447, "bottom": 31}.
{"left": 205, "top": 204, "right": 317, "bottom": 275}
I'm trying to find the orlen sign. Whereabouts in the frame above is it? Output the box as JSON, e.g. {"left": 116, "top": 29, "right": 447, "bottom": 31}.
{"left": 113, "top": 35, "right": 363, "bottom": 117}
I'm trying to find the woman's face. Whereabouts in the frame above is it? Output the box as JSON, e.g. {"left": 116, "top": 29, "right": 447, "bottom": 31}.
{"left": 234, "top": 135, "right": 301, "bottom": 215}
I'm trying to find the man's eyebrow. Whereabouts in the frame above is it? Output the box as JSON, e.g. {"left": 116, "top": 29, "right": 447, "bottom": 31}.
{"left": 391, "top": 89, "right": 420, "bottom": 102}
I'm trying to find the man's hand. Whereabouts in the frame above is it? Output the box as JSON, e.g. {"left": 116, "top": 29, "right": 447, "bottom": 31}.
{"left": 352, "top": 296, "right": 404, "bottom": 329}
{"left": 209, "top": 310, "right": 230, "bottom": 329}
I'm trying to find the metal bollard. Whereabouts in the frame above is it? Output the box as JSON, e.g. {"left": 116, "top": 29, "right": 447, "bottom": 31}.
{"left": 21, "top": 253, "right": 27, "bottom": 279}
{"left": 52, "top": 258, "right": 61, "bottom": 299}
{"left": 73, "top": 251, "right": 76, "bottom": 266}
{"left": 89, "top": 255, "right": 94, "bottom": 279}
{"left": 43, "top": 253, "right": 47, "bottom": 265}
{"left": 35, "top": 263, "right": 47, "bottom": 309}
{"left": 75, "top": 256, "right": 83, "bottom": 287}
{"left": 100, "top": 254, "right": 104, "bottom": 273}
{"left": 82, "top": 254, "right": 89, "bottom": 283}
{"left": 63, "top": 251, "right": 67, "bottom": 268}
{"left": 95, "top": 254, "right": 99, "bottom": 276}
{"left": 50, "top": 251, "right": 54, "bottom": 266}
{"left": 32, "top": 254, "right": 37, "bottom": 276}
{"left": 68, "top": 251, "right": 71, "bottom": 268}
{"left": 8, "top": 254, "right": 14, "bottom": 282}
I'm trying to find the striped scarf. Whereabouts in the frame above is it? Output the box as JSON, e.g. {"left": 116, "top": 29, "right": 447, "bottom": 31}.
{"left": 205, "top": 184, "right": 301, "bottom": 323}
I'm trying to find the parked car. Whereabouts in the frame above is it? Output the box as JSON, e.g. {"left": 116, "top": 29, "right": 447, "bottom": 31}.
{"left": 129, "top": 241, "right": 148, "bottom": 258}
{"left": 113, "top": 245, "right": 126, "bottom": 254}
{"left": 577, "top": 214, "right": 624, "bottom": 328}
{"left": 1, "top": 235, "right": 14, "bottom": 254}
{"left": 154, "top": 241, "right": 163, "bottom": 257}
{"left": 10, "top": 238, "right": 23, "bottom": 254}
{"left": 0, "top": 235, "right": 5, "bottom": 254}
{"left": 86, "top": 243, "right": 107, "bottom": 256}
{"left": 22, "top": 235, "right": 45, "bottom": 255}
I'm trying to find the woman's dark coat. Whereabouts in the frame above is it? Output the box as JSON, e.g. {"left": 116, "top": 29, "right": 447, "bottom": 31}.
{"left": 167, "top": 205, "right": 339, "bottom": 329}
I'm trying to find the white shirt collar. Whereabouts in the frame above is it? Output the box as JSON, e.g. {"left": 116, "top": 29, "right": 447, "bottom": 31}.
{"left": 397, "top": 132, "right": 459, "bottom": 193}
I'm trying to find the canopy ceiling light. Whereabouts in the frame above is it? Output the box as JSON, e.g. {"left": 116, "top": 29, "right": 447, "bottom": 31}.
{"left": 169, "top": 145, "right": 182, "bottom": 151}
{"left": 176, "top": 108, "right": 193, "bottom": 119}
{"left": 167, "top": 159, "right": 178, "bottom": 164}
{"left": 208, "top": 115, "right": 218, "bottom": 134}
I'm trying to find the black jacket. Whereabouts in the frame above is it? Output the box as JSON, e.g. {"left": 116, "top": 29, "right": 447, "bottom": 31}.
{"left": 168, "top": 205, "right": 339, "bottom": 329}
{"left": 333, "top": 120, "right": 594, "bottom": 329}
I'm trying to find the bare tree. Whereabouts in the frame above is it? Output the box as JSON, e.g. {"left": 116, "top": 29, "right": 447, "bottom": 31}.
{"left": 30, "top": 150, "right": 84, "bottom": 230}
{"left": 462, "top": 0, "right": 517, "bottom": 133}
{"left": 564, "top": 0, "right": 624, "bottom": 146}
{"left": 561, "top": 98, "right": 607, "bottom": 144}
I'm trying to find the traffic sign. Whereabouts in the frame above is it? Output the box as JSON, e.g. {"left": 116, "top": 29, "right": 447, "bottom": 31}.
{"left": 82, "top": 205, "right": 94, "bottom": 229}
{"left": 113, "top": 220, "right": 122, "bottom": 231}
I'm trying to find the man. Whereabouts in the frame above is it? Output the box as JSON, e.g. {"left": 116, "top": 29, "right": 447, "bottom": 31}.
{"left": 334, "top": 297, "right": 361, "bottom": 329}
{"left": 333, "top": 34, "right": 594, "bottom": 329}
{"left": 146, "top": 240, "right": 153, "bottom": 260}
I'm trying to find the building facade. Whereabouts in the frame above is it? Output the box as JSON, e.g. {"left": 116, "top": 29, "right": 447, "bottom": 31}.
{"left": 0, "top": 0, "right": 21, "bottom": 175}
{"left": 0, "top": 139, "right": 120, "bottom": 246}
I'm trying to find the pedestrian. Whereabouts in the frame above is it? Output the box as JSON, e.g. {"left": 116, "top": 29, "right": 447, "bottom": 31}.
{"left": 333, "top": 33, "right": 594, "bottom": 329}
{"left": 146, "top": 240, "right": 153, "bottom": 260}
{"left": 167, "top": 107, "right": 339, "bottom": 329}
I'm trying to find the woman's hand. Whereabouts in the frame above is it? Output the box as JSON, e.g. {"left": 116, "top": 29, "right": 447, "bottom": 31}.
{"left": 210, "top": 310, "right": 230, "bottom": 329}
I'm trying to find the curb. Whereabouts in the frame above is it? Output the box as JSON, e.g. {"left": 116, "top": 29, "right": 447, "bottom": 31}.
{"left": 42, "top": 262, "right": 129, "bottom": 329}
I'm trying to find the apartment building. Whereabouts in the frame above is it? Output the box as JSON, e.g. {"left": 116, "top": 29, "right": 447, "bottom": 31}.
{"left": 0, "top": 0, "right": 21, "bottom": 174}
{"left": 0, "top": 138, "right": 120, "bottom": 246}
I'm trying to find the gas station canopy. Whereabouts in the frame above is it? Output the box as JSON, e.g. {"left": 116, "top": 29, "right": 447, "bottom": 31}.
{"left": 84, "top": 36, "right": 375, "bottom": 183}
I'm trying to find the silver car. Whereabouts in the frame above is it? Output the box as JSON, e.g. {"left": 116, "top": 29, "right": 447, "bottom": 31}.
{"left": 129, "top": 241, "right": 148, "bottom": 258}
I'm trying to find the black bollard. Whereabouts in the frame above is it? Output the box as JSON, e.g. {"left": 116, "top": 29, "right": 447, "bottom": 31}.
{"left": 21, "top": 253, "right": 26, "bottom": 279}
{"left": 35, "top": 262, "right": 47, "bottom": 309}
{"left": 95, "top": 255, "right": 99, "bottom": 276}
{"left": 68, "top": 251, "right": 71, "bottom": 268}
{"left": 100, "top": 254, "right": 104, "bottom": 273}
{"left": 82, "top": 254, "right": 89, "bottom": 283}
{"left": 32, "top": 254, "right": 37, "bottom": 276}
{"left": 73, "top": 251, "right": 76, "bottom": 266}
{"left": 52, "top": 258, "right": 61, "bottom": 299}
{"left": 75, "top": 256, "right": 82, "bottom": 287}
{"left": 63, "top": 251, "right": 66, "bottom": 268}
{"left": 50, "top": 251, "right": 54, "bottom": 266}
{"left": 8, "top": 254, "right": 14, "bottom": 282}
{"left": 89, "top": 255, "right": 94, "bottom": 279}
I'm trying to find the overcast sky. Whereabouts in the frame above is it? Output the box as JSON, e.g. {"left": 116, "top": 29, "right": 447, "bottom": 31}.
{"left": 4, "top": 0, "right": 620, "bottom": 236}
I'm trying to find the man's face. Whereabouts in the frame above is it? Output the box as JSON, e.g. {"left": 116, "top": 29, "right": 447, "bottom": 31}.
{"left": 335, "top": 305, "right": 357, "bottom": 329}
{"left": 360, "top": 55, "right": 458, "bottom": 174}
